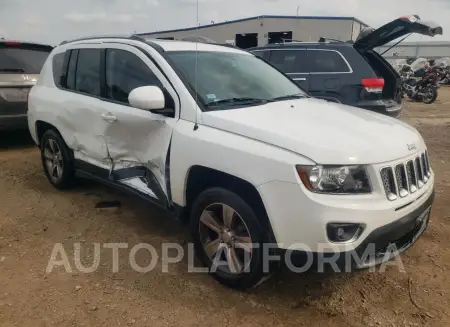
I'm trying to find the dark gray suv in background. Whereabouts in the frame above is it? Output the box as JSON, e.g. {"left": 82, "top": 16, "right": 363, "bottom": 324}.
{"left": 0, "top": 40, "right": 53, "bottom": 131}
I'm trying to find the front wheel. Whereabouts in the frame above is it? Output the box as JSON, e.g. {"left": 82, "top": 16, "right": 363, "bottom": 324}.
{"left": 422, "top": 86, "right": 438, "bottom": 104}
{"left": 190, "top": 188, "right": 276, "bottom": 290}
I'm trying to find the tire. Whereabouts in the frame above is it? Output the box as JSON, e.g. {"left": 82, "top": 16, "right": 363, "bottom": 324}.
{"left": 40, "top": 129, "right": 76, "bottom": 189}
{"left": 422, "top": 86, "right": 438, "bottom": 104}
{"left": 189, "top": 187, "right": 275, "bottom": 290}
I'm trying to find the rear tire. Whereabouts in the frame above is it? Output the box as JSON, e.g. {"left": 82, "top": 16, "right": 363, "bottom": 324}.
{"left": 40, "top": 129, "right": 76, "bottom": 189}
{"left": 189, "top": 187, "right": 276, "bottom": 290}
{"left": 423, "top": 86, "right": 438, "bottom": 104}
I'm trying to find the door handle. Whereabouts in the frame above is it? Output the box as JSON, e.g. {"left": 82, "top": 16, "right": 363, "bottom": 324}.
{"left": 101, "top": 113, "right": 117, "bottom": 122}
{"left": 293, "top": 78, "right": 307, "bottom": 81}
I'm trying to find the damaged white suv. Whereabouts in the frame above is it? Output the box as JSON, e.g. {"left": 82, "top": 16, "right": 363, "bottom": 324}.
{"left": 28, "top": 36, "right": 435, "bottom": 290}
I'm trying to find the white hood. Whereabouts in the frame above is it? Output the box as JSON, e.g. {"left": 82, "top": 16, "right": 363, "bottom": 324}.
{"left": 201, "top": 98, "right": 425, "bottom": 164}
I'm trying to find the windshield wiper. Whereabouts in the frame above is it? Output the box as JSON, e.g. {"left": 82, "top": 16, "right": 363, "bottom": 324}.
{"left": 205, "top": 97, "right": 267, "bottom": 107}
{"left": 269, "top": 94, "right": 305, "bottom": 102}
{"left": 0, "top": 68, "right": 26, "bottom": 72}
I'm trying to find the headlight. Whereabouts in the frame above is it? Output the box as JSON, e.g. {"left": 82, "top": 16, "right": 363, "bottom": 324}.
{"left": 296, "top": 165, "right": 371, "bottom": 194}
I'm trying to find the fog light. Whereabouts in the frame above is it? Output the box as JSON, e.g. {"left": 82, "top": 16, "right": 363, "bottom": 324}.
{"left": 327, "top": 223, "right": 363, "bottom": 243}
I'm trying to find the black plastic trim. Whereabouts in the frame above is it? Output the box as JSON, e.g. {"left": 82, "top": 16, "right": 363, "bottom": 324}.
{"left": 74, "top": 159, "right": 171, "bottom": 211}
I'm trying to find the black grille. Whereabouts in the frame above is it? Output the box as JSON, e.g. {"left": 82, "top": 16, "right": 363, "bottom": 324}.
{"left": 381, "top": 151, "right": 431, "bottom": 201}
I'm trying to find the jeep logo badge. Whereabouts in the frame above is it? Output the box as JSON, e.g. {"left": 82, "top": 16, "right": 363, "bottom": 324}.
{"left": 407, "top": 143, "right": 417, "bottom": 151}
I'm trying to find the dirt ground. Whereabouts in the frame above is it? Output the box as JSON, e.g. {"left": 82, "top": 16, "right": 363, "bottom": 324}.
{"left": 1, "top": 90, "right": 450, "bottom": 327}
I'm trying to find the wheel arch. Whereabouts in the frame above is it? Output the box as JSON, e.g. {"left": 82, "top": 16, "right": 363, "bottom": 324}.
{"left": 35, "top": 120, "right": 62, "bottom": 147}
{"left": 183, "top": 165, "right": 277, "bottom": 243}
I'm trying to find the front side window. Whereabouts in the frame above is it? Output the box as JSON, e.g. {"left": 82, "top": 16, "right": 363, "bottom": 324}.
{"left": 105, "top": 49, "right": 162, "bottom": 103}
{"left": 251, "top": 50, "right": 269, "bottom": 61}
{"left": 167, "top": 51, "right": 306, "bottom": 111}
{"left": 75, "top": 49, "right": 101, "bottom": 97}
{"left": 309, "top": 50, "right": 351, "bottom": 73}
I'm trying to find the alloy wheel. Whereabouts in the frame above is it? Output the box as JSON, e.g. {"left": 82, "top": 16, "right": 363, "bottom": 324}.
{"left": 43, "top": 139, "right": 64, "bottom": 183}
{"left": 198, "top": 203, "right": 253, "bottom": 274}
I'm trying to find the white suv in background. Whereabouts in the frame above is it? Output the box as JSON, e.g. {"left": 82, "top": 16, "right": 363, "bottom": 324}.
{"left": 28, "top": 36, "right": 435, "bottom": 290}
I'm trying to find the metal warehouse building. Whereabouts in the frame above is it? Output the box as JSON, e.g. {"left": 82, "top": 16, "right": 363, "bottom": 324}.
{"left": 376, "top": 41, "right": 450, "bottom": 60}
{"left": 138, "top": 15, "right": 369, "bottom": 48}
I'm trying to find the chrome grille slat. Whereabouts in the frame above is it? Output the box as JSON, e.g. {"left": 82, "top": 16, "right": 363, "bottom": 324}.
{"left": 406, "top": 160, "right": 417, "bottom": 193}
{"left": 424, "top": 151, "right": 431, "bottom": 178}
{"left": 380, "top": 150, "right": 431, "bottom": 201}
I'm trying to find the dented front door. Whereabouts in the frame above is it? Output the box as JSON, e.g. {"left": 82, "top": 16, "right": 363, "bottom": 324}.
{"left": 102, "top": 105, "right": 173, "bottom": 206}
{"left": 98, "top": 45, "right": 179, "bottom": 207}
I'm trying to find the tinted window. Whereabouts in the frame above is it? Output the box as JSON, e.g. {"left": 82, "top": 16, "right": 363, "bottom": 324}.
{"left": 0, "top": 46, "right": 51, "bottom": 74}
{"left": 309, "top": 50, "right": 350, "bottom": 73}
{"left": 66, "top": 50, "right": 78, "bottom": 90}
{"left": 52, "top": 53, "right": 65, "bottom": 86}
{"left": 105, "top": 49, "right": 162, "bottom": 103}
{"left": 75, "top": 49, "right": 101, "bottom": 97}
{"left": 268, "top": 50, "right": 309, "bottom": 73}
{"left": 252, "top": 50, "right": 269, "bottom": 61}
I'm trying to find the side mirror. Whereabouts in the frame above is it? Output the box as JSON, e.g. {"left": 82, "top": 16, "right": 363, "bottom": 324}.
{"left": 128, "top": 86, "right": 165, "bottom": 111}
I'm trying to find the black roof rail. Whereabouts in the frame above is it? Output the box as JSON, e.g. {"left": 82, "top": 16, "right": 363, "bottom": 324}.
{"left": 58, "top": 34, "right": 165, "bottom": 53}
{"left": 280, "top": 39, "right": 304, "bottom": 43}
{"left": 318, "top": 37, "right": 343, "bottom": 43}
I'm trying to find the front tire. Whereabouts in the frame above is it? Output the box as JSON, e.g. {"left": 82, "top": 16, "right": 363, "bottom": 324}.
{"left": 40, "top": 129, "right": 76, "bottom": 189}
{"left": 190, "top": 188, "right": 275, "bottom": 290}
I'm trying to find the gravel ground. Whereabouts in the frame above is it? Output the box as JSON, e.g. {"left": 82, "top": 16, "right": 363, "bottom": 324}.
{"left": 1, "top": 89, "right": 450, "bottom": 327}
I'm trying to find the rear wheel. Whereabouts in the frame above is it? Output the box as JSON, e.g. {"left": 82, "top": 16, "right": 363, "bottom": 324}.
{"left": 40, "top": 130, "right": 76, "bottom": 189}
{"left": 422, "top": 86, "right": 438, "bottom": 104}
{"left": 190, "top": 188, "right": 275, "bottom": 290}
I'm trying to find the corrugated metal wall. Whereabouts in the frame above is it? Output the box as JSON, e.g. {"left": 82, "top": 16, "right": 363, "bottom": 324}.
{"left": 141, "top": 17, "right": 357, "bottom": 47}
{"left": 377, "top": 42, "right": 450, "bottom": 60}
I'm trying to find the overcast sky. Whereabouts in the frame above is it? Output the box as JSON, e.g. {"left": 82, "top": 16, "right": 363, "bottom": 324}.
{"left": 0, "top": 0, "right": 448, "bottom": 45}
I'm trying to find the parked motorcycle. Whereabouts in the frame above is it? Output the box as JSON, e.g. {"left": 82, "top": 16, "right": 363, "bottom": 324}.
{"left": 401, "top": 65, "right": 439, "bottom": 104}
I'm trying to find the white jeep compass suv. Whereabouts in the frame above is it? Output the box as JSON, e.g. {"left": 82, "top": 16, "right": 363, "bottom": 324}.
{"left": 28, "top": 35, "right": 435, "bottom": 290}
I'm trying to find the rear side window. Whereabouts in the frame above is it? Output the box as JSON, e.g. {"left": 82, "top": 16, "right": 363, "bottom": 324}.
{"left": 309, "top": 50, "right": 351, "bottom": 73}
{"left": 268, "top": 50, "right": 309, "bottom": 73}
{"left": 52, "top": 53, "right": 65, "bottom": 86}
{"left": 0, "top": 45, "right": 51, "bottom": 74}
{"left": 74, "top": 49, "right": 101, "bottom": 97}
{"left": 66, "top": 50, "right": 78, "bottom": 90}
{"left": 105, "top": 49, "right": 162, "bottom": 103}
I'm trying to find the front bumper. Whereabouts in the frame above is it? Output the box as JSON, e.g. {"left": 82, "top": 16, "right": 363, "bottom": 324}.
{"left": 257, "top": 170, "right": 435, "bottom": 254}
{"left": 283, "top": 189, "right": 433, "bottom": 271}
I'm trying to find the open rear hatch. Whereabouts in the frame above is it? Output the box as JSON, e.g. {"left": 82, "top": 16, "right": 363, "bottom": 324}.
{"left": 353, "top": 15, "right": 443, "bottom": 105}
{"left": 354, "top": 15, "right": 443, "bottom": 52}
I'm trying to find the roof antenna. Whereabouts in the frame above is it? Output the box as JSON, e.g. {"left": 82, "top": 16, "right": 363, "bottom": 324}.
{"left": 193, "top": 0, "right": 199, "bottom": 131}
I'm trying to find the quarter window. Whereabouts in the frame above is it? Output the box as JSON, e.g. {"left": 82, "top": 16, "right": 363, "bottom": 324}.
{"left": 52, "top": 52, "right": 65, "bottom": 86}
{"left": 309, "top": 50, "right": 350, "bottom": 73}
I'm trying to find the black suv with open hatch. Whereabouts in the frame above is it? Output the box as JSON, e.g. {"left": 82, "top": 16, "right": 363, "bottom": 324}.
{"left": 249, "top": 15, "right": 442, "bottom": 117}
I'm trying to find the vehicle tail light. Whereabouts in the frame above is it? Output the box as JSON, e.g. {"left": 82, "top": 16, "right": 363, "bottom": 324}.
{"left": 2, "top": 41, "right": 22, "bottom": 46}
{"left": 361, "top": 78, "right": 384, "bottom": 93}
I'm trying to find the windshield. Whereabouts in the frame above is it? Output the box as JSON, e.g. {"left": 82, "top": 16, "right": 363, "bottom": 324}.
{"left": 166, "top": 51, "right": 307, "bottom": 110}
